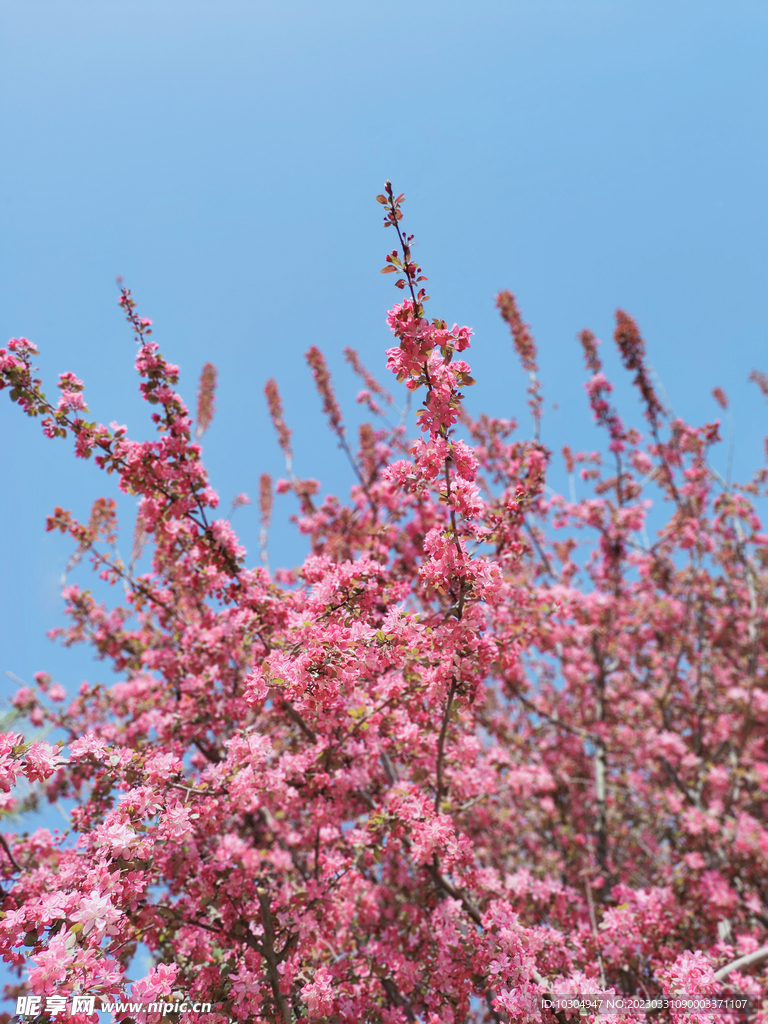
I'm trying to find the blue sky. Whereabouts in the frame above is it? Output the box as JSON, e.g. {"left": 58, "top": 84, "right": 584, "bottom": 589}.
{"left": 0, "top": 0, "right": 766, "bottom": 994}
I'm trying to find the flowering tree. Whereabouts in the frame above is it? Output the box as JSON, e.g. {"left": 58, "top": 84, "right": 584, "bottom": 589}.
{"left": 0, "top": 183, "right": 767, "bottom": 1024}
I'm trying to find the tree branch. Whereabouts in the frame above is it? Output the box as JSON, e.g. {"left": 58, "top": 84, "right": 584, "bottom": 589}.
{"left": 381, "top": 977, "right": 417, "bottom": 1022}
{"left": 0, "top": 833, "right": 22, "bottom": 874}
{"left": 713, "top": 945, "right": 768, "bottom": 981}
{"left": 256, "top": 888, "right": 293, "bottom": 1023}
{"left": 435, "top": 677, "right": 457, "bottom": 812}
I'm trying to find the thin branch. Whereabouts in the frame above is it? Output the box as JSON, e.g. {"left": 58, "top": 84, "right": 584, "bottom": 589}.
{"left": 380, "top": 750, "right": 399, "bottom": 786}
{"left": 0, "top": 833, "right": 22, "bottom": 873}
{"left": 585, "top": 880, "right": 607, "bottom": 989}
{"left": 531, "top": 971, "right": 570, "bottom": 1024}
{"left": 512, "top": 689, "right": 591, "bottom": 740}
{"left": 524, "top": 520, "right": 554, "bottom": 577}
{"left": 427, "top": 861, "right": 482, "bottom": 926}
{"left": 280, "top": 699, "right": 317, "bottom": 743}
{"left": 713, "top": 945, "right": 768, "bottom": 981}
{"left": 435, "top": 677, "right": 457, "bottom": 812}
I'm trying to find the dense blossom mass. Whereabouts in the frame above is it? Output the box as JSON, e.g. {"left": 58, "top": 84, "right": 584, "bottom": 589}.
{"left": 0, "top": 184, "right": 767, "bottom": 1022}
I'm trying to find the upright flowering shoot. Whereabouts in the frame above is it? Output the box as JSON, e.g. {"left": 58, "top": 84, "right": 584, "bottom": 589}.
{"left": 497, "top": 290, "right": 542, "bottom": 441}
{"left": 195, "top": 361, "right": 218, "bottom": 441}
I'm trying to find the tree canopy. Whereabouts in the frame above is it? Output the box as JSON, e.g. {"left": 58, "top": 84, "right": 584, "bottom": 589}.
{"left": 1, "top": 186, "right": 767, "bottom": 1023}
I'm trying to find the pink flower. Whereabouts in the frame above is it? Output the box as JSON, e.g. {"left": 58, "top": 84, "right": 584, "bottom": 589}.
{"left": 71, "top": 890, "right": 122, "bottom": 936}
{"left": 12, "top": 687, "right": 36, "bottom": 709}
{"left": 28, "top": 933, "right": 75, "bottom": 994}
{"left": 130, "top": 962, "right": 179, "bottom": 1003}
{"left": 302, "top": 966, "right": 334, "bottom": 1017}
{"left": 0, "top": 752, "right": 20, "bottom": 793}
{"left": 23, "top": 742, "right": 63, "bottom": 782}
{"left": 94, "top": 819, "right": 138, "bottom": 858}
{"left": 69, "top": 733, "right": 109, "bottom": 761}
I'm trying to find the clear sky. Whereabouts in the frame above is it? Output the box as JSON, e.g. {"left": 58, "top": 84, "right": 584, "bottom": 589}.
{"left": 0, "top": 0, "right": 766, "bottom": 961}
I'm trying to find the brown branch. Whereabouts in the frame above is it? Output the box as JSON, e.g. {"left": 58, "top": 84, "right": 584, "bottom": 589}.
{"left": 256, "top": 888, "right": 293, "bottom": 1023}
{"left": 511, "top": 688, "right": 591, "bottom": 740}
{"left": 523, "top": 520, "right": 554, "bottom": 577}
{"left": 0, "top": 833, "right": 22, "bottom": 873}
{"left": 381, "top": 977, "right": 417, "bottom": 1022}
{"left": 280, "top": 699, "right": 317, "bottom": 743}
{"left": 435, "top": 677, "right": 457, "bottom": 812}
{"left": 426, "top": 860, "right": 482, "bottom": 926}
{"left": 384, "top": 181, "right": 422, "bottom": 315}
{"left": 531, "top": 971, "right": 570, "bottom": 1024}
